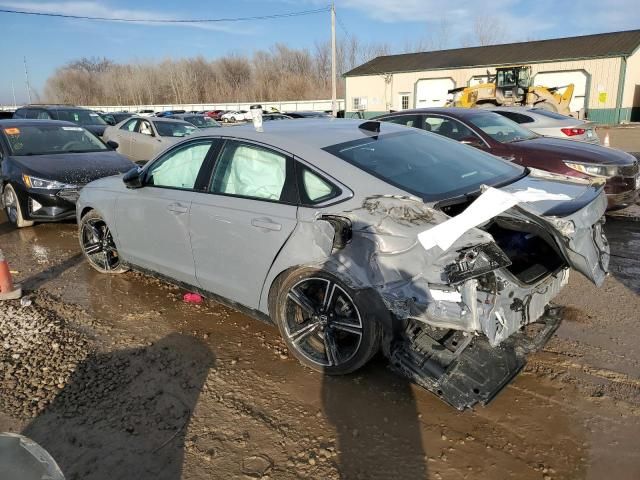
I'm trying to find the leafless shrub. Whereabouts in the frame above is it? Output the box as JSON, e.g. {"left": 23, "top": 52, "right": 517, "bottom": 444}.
{"left": 44, "top": 38, "right": 390, "bottom": 105}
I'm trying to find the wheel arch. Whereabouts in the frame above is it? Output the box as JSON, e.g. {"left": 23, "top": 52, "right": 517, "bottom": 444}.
{"left": 265, "top": 263, "right": 396, "bottom": 339}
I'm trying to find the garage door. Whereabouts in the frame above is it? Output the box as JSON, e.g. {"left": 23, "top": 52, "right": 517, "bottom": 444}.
{"left": 415, "top": 78, "right": 455, "bottom": 108}
{"left": 533, "top": 71, "right": 588, "bottom": 114}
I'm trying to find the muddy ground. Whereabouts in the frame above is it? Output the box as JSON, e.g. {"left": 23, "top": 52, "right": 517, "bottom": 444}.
{"left": 1, "top": 133, "right": 639, "bottom": 479}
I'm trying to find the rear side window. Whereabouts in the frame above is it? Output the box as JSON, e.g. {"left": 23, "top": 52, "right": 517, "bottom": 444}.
{"left": 494, "top": 111, "right": 534, "bottom": 124}
{"left": 422, "top": 115, "right": 477, "bottom": 140}
{"left": 383, "top": 115, "right": 422, "bottom": 128}
{"left": 210, "top": 141, "right": 294, "bottom": 202}
{"left": 298, "top": 165, "right": 340, "bottom": 205}
{"left": 24, "top": 109, "right": 43, "bottom": 119}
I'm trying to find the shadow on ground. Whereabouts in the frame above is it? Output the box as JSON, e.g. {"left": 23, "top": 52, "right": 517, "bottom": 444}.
{"left": 22, "top": 333, "right": 215, "bottom": 480}
{"left": 604, "top": 218, "right": 640, "bottom": 294}
{"left": 322, "top": 357, "right": 427, "bottom": 479}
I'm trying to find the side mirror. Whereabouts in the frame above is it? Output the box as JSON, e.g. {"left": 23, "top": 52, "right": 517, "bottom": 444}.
{"left": 460, "top": 136, "right": 485, "bottom": 148}
{"left": 122, "top": 167, "right": 143, "bottom": 189}
{"left": 106, "top": 140, "right": 119, "bottom": 150}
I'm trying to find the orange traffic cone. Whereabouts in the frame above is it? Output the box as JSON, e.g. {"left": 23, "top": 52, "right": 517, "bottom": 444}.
{"left": 0, "top": 248, "right": 21, "bottom": 300}
{"left": 603, "top": 132, "right": 610, "bottom": 147}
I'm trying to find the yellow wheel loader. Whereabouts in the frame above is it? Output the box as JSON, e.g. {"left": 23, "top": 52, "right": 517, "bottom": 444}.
{"left": 447, "top": 66, "right": 575, "bottom": 116}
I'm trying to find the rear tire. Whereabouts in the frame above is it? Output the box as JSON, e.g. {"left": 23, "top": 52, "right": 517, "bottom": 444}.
{"left": 2, "top": 184, "right": 34, "bottom": 228}
{"left": 273, "top": 268, "right": 381, "bottom": 375}
{"left": 79, "top": 210, "right": 128, "bottom": 274}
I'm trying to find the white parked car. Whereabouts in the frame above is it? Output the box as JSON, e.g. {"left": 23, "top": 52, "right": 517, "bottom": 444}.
{"left": 221, "top": 110, "right": 249, "bottom": 123}
{"left": 137, "top": 109, "right": 155, "bottom": 118}
{"left": 491, "top": 107, "right": 599, "bottom": 144}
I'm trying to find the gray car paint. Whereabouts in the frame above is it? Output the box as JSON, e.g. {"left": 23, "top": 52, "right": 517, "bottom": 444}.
{"left": 77, "top": 119, "right": 608, "bottom": 349}
{"left": 491, "top": 107, "right": 599, "bottom": 144}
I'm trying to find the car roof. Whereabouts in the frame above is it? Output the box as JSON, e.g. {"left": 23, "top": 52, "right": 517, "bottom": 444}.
{"left": 379, "top": 107, "right": 497, "bottom": 118}
{"left": 0, "top": 119, "right": 79, "bottom": 128}
{"left": 191, "top": 118, "right": 411, "bottom": 150}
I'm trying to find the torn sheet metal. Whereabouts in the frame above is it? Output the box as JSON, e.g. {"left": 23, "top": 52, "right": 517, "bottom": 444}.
{"left": 418, "top": 187, "right": 571, "bottom": 251}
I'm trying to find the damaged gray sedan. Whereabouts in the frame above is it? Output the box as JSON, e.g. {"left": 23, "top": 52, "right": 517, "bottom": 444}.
{"left": 76, "top": 119, "right": 609, "bottom": 409}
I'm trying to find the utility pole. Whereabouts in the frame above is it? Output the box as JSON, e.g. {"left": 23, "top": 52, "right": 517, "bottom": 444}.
{"left": 11, "top": 81, "right": 17, "bottom": 108}
{"left": 23, "top": 56, "right": 32, "bottom": 104}
{"left": 331, "top": 2, "right": 337, "bottom": 117}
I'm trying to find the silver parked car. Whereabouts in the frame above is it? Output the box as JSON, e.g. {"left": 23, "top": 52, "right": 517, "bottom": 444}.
{"left": 491, "top": 107, "right": 599, "bottom": 144}
{"left": 169, "top": 113, "right": 222, "bottom": 129}
{"left": 76, "top": 119, "right": 609, "bottom": 409}
{"left": 103, "top": 116, "right": 197, "bottom": 163}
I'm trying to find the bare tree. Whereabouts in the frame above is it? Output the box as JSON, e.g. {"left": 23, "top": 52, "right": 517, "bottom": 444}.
{"left": 462, "top": 16, "right": 509, "bottom": 47}
{"left": 43, "top": 36, "right": 392, "bottom": 106}
{"left": 404, "top": 20, "right": 453, "bottom": 53}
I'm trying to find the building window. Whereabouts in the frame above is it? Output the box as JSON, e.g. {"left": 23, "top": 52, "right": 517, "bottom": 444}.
{"left": 401, "top": 94, "right": 410, "bottom": 110}
{"left": 352, "top": 97, "right": 367, "bottom": 110}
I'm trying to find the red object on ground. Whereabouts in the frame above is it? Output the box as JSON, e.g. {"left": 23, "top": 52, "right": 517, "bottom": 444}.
{"left": 0, "top": 248, "right": 22, "bottom": 300}
{"left": 183, "top": 292, "right": 203, "bottom": 304}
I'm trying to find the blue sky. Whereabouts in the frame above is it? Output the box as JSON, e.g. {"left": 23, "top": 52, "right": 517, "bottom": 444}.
{"left": 1, "top": 0, "right": 638, "bottom": 104}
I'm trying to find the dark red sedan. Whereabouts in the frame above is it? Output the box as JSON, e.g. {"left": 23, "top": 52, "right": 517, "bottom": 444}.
{"left": 374, "top": 108, "right": 639, "bottom": 209}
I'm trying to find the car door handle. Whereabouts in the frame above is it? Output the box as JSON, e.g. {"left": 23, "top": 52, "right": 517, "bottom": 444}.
{"left": 251, "top": 218, "right": 282, "bottom": 231}
{"left": 167, "top": 203, "right": 189, "bottom": 214}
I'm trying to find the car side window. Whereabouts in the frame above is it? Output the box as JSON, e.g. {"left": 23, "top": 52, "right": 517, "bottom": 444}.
{"left": 24, "top": 109, "right": 40, "bottom": 119}
{"left": 137, "top": 120, "right": 153, "bottom": 136}
{"left": 121, "top": 119, "right": 138, "bottom": 131}
{"left": 422, "top": 115, "right": 480, "bottom": 142}
{"left": 383, "top": 114, "right": 422, "bottom": 128}
{"left": 145, "top": 140, "right": 214, "bottom": 190}
{"left": 298, "top": 166, "right": 340, "bottom": 205}
{"left": 494, "top": 111, "right": 533, "bottom": 124}
{"left": 210, "top": 141, "right": 293, "bottom": 202}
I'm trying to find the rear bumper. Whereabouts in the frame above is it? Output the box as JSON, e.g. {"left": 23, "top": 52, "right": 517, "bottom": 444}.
{"left": 390, "top": 305, "right": 563, "bottom": 410}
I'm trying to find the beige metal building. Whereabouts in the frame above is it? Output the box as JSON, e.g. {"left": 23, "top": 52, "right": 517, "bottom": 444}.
{"left": 344, "top": 29, "right": 640, "bottom": 124}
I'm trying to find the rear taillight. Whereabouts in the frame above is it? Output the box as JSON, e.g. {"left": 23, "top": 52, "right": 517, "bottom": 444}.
{"left": 561, "top": 127, "right": 586, "bottom": 136}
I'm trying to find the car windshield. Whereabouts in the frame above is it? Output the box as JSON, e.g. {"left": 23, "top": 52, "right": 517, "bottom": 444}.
{"left": 153, "top": 121, "right": 197, "bottom": 137}
{"left": 55, "top": 109, "right": 107, "bottom": 126}
{"left": 467, "top": 112, "right": 537, "bottom": 143}
{"left": 324, "top": 129, "right": 524, "bottom": 202}
{"left": 185, "top": 116, "right": 220, "bottom": 128}
{"left": 2, "top": 125, "right": 108, "bottom": 156}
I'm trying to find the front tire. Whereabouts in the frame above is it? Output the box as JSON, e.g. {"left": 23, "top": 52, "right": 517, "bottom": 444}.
{"left": 274, "top": 268, "right": 381, "bottom": 375}
{"left": 2, "top": 184, "right": 33, "bottom": 228}
{"left": 79, "top": 210, "right": 128, "bottom": 274}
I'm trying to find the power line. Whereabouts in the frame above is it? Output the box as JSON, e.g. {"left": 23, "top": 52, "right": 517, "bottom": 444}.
{"left": 0, "top": 6, "right": 331, "bottom": 23}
